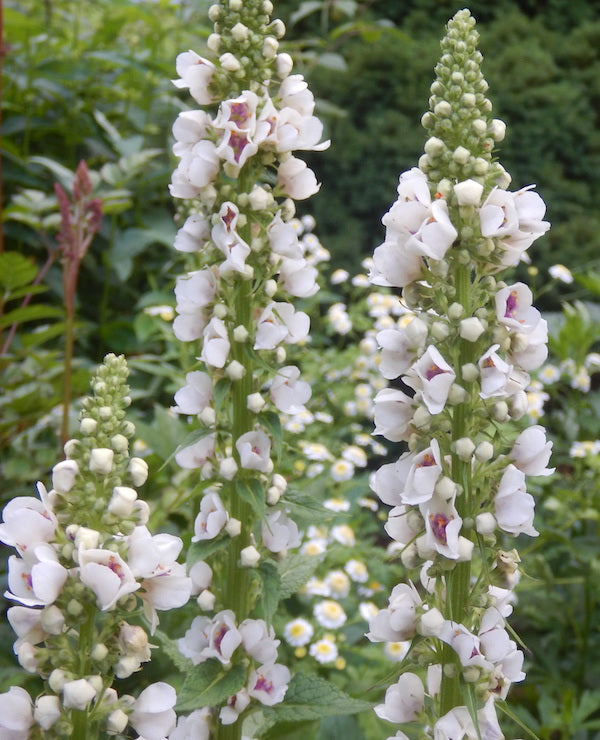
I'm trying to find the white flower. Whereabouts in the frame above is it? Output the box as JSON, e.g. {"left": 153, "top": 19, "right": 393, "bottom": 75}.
{"left": 129, "top": 682, "right": 177, "bottom": 740}
{"left": 248, "top": 663, "right": 290, "bottom": 706}
{"left": 33, "top": 694, "right": 60, "bottom": 730}
{"left": 459, "top": 316, "right": 485, "bottom": 342}
{"left": 254, "top": 301, "right": 310, "bottom": 349}
{"left": 262, "top": 509, "right": 300, "bottom": 552}
{"left": 367, "top": 583, "right": 420, "bottom": 642}
{"left": 509, "top": 425, "right": 553, "bottom": 476}
{"left": 6, "top": 545, "right": 68, "bottom": 607}
{"left": 345, "top": 559, "right": 368, "bottom": 583}
{"left": 375, "top": 673, "right": 424, "bottom": 723}
{"left": 330, "top": 524, "right": 355, "bottom": 546}
{"left": 495, "top": 282, "right": 541, "bottom": 334}
{"left": 173, "top": 213, "right": 210, "bottom": 253}
{"left": 420, "top": 491, "right": 463, "bottom": 559}
{"left": 51, "top": 459, "right": 79, "bottom": 493}
{"left": 236, "top": 430, "right": 272, "bottom": 472}
{"left": 240, "top": 619, "right": 280, "bottom": 664}
{"left": 63, "top": 678, "right": 97, "bottom": 710}
{"left": 405, "top": 345, "right": 455, "bottom": 414}
{"left": 479, "top": 345, "right": 513, "bottom": 398}
{"left": 0, "top": 686, "right": 33, "bottom": 738}
{"left": 173, "top": 371, "right": 213, "bottom": 416}
{"left": 172, "top": 50, "right": 216, "bottom": 105}
{"left": 175, "top": 434, "right": 216, "bottom": 469}
{"left": 373, "top": 388, "right": 415, "bottom": 442}
{"left": 129, "top": 457, "right": 149, "bottom": 486}
{"left": 329, "top": 458, "right": 354, "bottom": 482}
{"left": 270, "top": 365, "right": 311, "bottom": 413}
{"left": 324, "top": 570, "right": 350, "bottom": 599}
{"left": 78, "top": 548, "right": 139, "bottom": 610}
{"left": 200, "top": 317, "right": 231, "bottom": 368}
{"left": 0, "top": 493, "right": 57, "bottom": 558}
{"left": 309, "top": 638, "right": 338, "bottom": 664}
{"left": 549, "top": 263, "right": 573, "bottom": 283}
{"left": 284, "top": 618, "right": 313, "bottom": 647}
{"left": 276, "top": 156, "right": 320, "bottom": 199}
{"left": 169, "top": 708, "right": 211, "bottom": 740}
{"left": 495, "top": 464, "right": 538, "bottom": 537}
{"left": 314, "top": 599, "right": 347, "bottom": 629}
{"left": 192, "top": 492, "right": 228, "bottom": 541}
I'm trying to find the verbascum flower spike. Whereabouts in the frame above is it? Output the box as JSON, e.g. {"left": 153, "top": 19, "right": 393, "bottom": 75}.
{"left": 368, "top": 10, "right": 551, "bottom": 738}
{"left": 168, "top": 0, "right": 327, "bottom": 736}
{"left": 0, "top": 354, "right": 191, "bottom": 739}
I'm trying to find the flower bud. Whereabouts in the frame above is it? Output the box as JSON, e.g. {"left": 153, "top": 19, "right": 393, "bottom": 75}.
{"left": 461, "top": 363, "right": 479, "bottom": 382}
{"left": 220, "top": 52, "right": 241, "bottom": 72}
{"left": 276, "top": 53, "right": 293, "bottom": 78}
{"left": 34, "top": 695, "right": 61, "bottom": 730}
{"left": 448, "top": 302, "right": 464, "bottom": 320}
{"left": 41, "top": 605, "right": 65, "bottom": 635}
{"left": 49, "top": 669, "right": 67, "bottom": 693}
{"left": 226, "top": 361, "right": 245, "bottom": 380}
{"left": 107, "top": 486, "right": 137, "bottom": 517}
{"left": 225, "top": 518, "right": 242, "bottom": 537}
{"left": 52, "top": 459, "right": 79, "bottom": 493}
{"left": 63, "top": 678, "right": 97, "bottom": 710}
{"left": 80, "top": 417, "right": 97, "bottom": 435}
{"left": 476, "top": 512, "right": 496, "bottom": 535}
{"left": 240, "top": 545, "right": 261, "bottom": 567}
{"left": 233, "top": 325, "right": 249, "bottom": 342}
{"left": 247, "top": 393, "right": 266, "bottom": 413}
{"left": 475, "top": 441, "right": 494, "bottom": 461}
{"left": 459, "top": 317, "right": 485, "bottom": 342}
{"left": 199, "top": 406, "right": 216, "bottom": 426}
{"left": 452, "top": 146, "right": 470, "bottom": 164}
{"left": 266, "top": 486, "right": 281, "bottom": 505}
{"left": 110, "top": 434, "right": 129, "bottom": 453}
{"left": 89, "top": 448, "right": 114, "bottom": 474}
{"left": 219, "top": 457, "right": 238, "bottom": 480}
{"left": 91, "top": 643, "right": 109, "bottom": 661}
{"left": 265, "top": 279, "right": 278, "bottom": 297}
{"left": 207, "top": 33, "right": 221, "bottom": 52}
{"left": 197, "top": 589, "right": 216, "bottom": 611}
{"left": 107, "top": 709, "right": 129, "bottom": 735}
{"left": 455, "top": 437, "right": 475, "bottom": 461}
{"left": 419, "top": 607, "right": 444, "bottom": 637}
{"left": 457, "top": 536, "right": 474, "bottom": 561}
{"left": 400, "top": 542, "right": 420, "bottom": 569}
{"left": 231, "top": 22, "right": 248, "bottom": 41}
{"left": 454, "top": 179, "right": 484, "bottom": 206}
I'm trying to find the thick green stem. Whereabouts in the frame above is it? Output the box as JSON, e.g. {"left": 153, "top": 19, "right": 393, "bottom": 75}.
{"left": 70, "top": 609, "right": 97, "bottom": 740}
{"left": 439, "top": 262, "right": 474, "bottom": 716}
{"left": 217, "top": 281, "right": 255, "bottom": 740}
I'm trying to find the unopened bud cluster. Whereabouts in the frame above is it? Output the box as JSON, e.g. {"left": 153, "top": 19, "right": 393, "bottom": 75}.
{"left": 367, "top": 10, "right": 552, "bottom": 737}
{"left": 0, "top": 355, "right": 191, "bottom": 738}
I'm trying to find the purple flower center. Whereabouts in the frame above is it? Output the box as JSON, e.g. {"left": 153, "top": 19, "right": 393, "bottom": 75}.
{"left": 254, "top": 673, "right": 274, "bottom": 694}
{"left": 417, "top": 453, "right": 436, "bottom": 468}
{"left": 504, "top": 290, "right": 518, "bottom": 318}
{"left": 214, "top": 624, "right": 229, "bottom": 652}
{"left": 424, "top": 363, "right": 445, "bottom": 381}
{"left": 229, "top": 102, "right": 251, "bottom": 127}
{"left": 222, "top": 206, "right": 236, "bottom": 231}
{"left": 228, "top": 131, "right": 251, "bottom": 163}
{"left": 429, "top": 512, "right": 451, "bottom": 544}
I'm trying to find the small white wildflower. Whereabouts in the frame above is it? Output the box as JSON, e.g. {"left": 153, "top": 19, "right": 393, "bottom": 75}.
{"left": 284, "top": 618, "right": 313, "bottom": 647}
{"left": 309, "top": 637, "right": 338, "bottom": 664}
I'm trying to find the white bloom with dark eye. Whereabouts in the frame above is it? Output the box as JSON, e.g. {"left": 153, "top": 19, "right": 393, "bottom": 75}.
{"left": 402, "top": 439, "right": 443, "bottom": 506}
{"left": 479, "top": 345, "right": 513, "bottom": 398}
{"left": 0, "top": 495, "right": 57, "bottom": 558}
{"left": 270, "top": 365, "right": 311, "bottom": 413}
{"left": 129, "top": 682, "right": 177, "bottom": 740}
{"left": 78, "top": 548, "right": 139, "bottom": 610}
{"left": 405, "top": 345, "right": 455, "bottom": 414}
{"left": 173, "top": 371, "right": 213, "bottom": 416}
{"left": 205, "top": 610, "right": 242, "bottom": 665}
{"left": 6, "top": 545, "right": 68, "bottom": 607}
{"left": 192, "top": 492, "right": 227, "bottom": 541}
{"left": 375, "top": 672, "right": 424, "bottom": 723}
{"left": 420, "top": 491, "right": 463, "bottom": 559}
{"left": 496, "top": 282, "right": 541, "bottom": 333}
{"left": 262, "top": 509, "right": 300, "bottom": 552}
{"left": 248, "top": 663, "right": 291, "bottom": 706}
{"left": 236, "top": 430, "right": 271, "bottom": 472}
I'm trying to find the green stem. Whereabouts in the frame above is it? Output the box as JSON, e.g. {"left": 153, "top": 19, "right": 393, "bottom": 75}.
{"left": 61, "top": 308, "right": 74, "bottom": 450}
{"left": 217, "top": 281, "right": 255, "bottom": 740}
{"left": 439, "top": 262, "right": 473, "bottom": 716}
{"left": 71, "top": 609, "right": 96, "bottom": 740}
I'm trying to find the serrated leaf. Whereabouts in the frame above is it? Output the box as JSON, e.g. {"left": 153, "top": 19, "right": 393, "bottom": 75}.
{"left": 213, "top": 377, "right": 231, "bottom": 414}
{"left": 263, "top": 673, "right": 372, "bottom": 723}
{"left": 278, "top": 553, "right": 320, "bottom": 599}
{"left": 187, "top": 536, "right": 230, "bottom": 565}
{"left": 153, "top": 630, "right": 194, "bottom": 672}
{"left": 282, "top": 488, "right": 333, "bottom": 521}
{"left": 176, "top": 660, "right": 246, "bottom": 712}
{"left": 237, "top": 478, "right": 266, "bottom": 518}
{"left": 258, "top": 560, "right": 281, "bottom": 626}
{"left": 29, "top": 156, "right": 75, "bottom": 190}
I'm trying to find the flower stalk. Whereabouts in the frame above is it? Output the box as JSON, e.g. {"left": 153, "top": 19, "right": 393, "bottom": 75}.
{"left": 367, "top": 10, "right": 552, "bottom": 738}
{"left": 167, "top": 0, "right": 327, "bottom": 735}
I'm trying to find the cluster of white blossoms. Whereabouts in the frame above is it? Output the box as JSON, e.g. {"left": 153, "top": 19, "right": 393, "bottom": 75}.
{"left": 366, "top": 10, "right": 553, "bottom": 739}
{"left": 0, "top": 355, "right": 191, "bottom": 739}
{"left": 167, "top": 0, "right": 327, "bottom": 734}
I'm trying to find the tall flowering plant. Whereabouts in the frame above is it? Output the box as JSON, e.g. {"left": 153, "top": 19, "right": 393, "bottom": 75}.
{"left": 0, "top": 354, "right": 191, "bottom": 739}
{"left": 167, "top": 0, "right": 331, "bottom": 737}
{"left": 367, "top": 10, "right": 552, "bottom": 738}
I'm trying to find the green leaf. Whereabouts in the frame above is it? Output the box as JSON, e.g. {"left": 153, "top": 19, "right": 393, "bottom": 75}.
{"left": 176, "top": 660, "right": 246, "bottom": 712}
{"left": 213, "top": 377, "right": 231, "bottom": 414}
{"left": 187, "top": 536, "right": 230, "bottom": 565}
{"left": 237, "top": 478, "right": 266, "bottom": 518}
{"left": 282, "top": 488, "right": 333, "bottom": 522}
{"left": 0, "top": 252, "right": 38, "bottom": 291}
{"left": 290, "top": 1, "right": 322, "bottom": 26}
{"left": 0, "top": 304, "right": 63, "bottom": 330}
{"left": 262, "top": 673, "right": 372, "bottom": 723}
{"left": 29, "top": 156, "right": 75, "bottom": 190}
{"left": 153, "top": 630, "right": 194, "bottom": 672}
{"left": 258, "top": 560, "right": 281, "bottom": 626}
{"left": 277, "top": 553, "right": 320, "bottom": 600}
{"left": 259, "top": 411, "right": 283, "bottom": 460}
